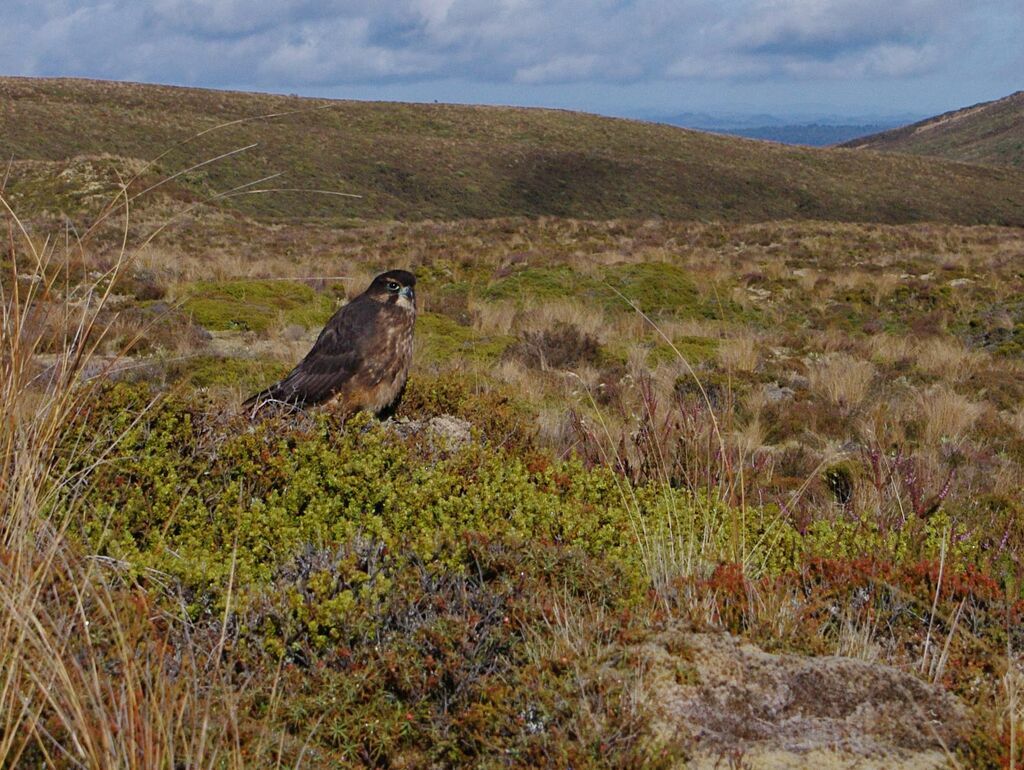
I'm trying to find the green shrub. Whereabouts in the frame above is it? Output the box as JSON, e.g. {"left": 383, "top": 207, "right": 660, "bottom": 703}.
{"left": 61, "top": 382, "right": 812, "bottom": 610}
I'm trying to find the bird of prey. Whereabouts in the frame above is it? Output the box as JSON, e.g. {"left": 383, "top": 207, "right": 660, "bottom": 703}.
{"left": 245, "top": 269, "right": 416, "bottom": 417}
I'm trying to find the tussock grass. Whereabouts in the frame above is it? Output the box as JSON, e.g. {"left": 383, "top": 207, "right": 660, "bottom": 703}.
{"left": 915, "top": 336, "right": 981, "bottom": 381}
{"left": 0, "top": 176, "right": 297, "bottom": 769}
{"left": 717, "top": 333, "right": 760, "bottom": 373}
{"left": 917, "top": 385, "right": 982, "bottom": 447}
{"left": 1006, "top": 648, "right": 1024, "bottom": 770}
{"left": 808, "top": 353, "right": 876, "bottom": 411}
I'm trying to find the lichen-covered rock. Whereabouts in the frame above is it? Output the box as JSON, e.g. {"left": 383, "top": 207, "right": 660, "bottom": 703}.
{"left": 640, "top": 631, "right": 967, "bottom": 769}
{"left": 389, "top": 413, "right": 474, "bottom": 448}
{"left": 763, "top": 381, "right": 796, "bottom": 403}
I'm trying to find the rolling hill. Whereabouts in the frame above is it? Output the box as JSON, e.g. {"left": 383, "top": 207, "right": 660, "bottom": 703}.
{"left": 841, "top": 91, "right": 1024, "bottom": 169}
{"left": 2, "top": 77, "right": 1024, "bottom": 225}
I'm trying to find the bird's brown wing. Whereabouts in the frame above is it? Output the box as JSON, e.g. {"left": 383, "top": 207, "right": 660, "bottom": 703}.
{"left": 244, "top": 298, "right": 379, "bottom": 407}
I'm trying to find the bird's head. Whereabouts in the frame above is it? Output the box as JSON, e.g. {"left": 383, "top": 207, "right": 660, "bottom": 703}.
{"left": 366, "top": 269, "right": 416, "bottom": 311}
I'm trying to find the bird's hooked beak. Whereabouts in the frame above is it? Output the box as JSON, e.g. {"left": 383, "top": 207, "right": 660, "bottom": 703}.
{"left": 400, "top": 285, "right": 415, "bottom": 301}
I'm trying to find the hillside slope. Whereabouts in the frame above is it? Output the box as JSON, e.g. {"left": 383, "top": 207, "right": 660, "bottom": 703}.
{"left": 841, "top": 91, "right": 1024, "bottom": 169}
{"left": 3, "top": 77, "right": 1024, "bottom": 225}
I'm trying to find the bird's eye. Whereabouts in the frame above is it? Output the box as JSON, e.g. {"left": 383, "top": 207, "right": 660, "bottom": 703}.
{"left": 386, "top": 280, "right": 400, "bottom": 292}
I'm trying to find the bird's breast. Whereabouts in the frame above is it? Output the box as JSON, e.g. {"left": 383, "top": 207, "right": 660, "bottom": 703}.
{"left": 357, "top": 308, "right": 415, "bottom": 414}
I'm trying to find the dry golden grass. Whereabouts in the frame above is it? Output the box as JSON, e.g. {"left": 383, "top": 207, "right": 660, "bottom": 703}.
{"left": 609, "top": 313, "right": 655, "bottom": 344}
{"left": 727, "top": 285, "right": 764, "bottom": 315}
{"left": 1006, "top": 405, "right": 1024, "bottom": 437}
{"left": 831, "top": 269, "right": 870, "bottom": 293}
{"left": 866, "top": 333, "right": 914, "bottom": 366}
{"left": 646, "top": 359, "right": 688, "bottom": 400}
{"left": 831, "top": 269, "right": 904, "bottom": 306}
{"left": 491, "top": 357, "right": 532, "bottom": 388}
{"left": 871, "top": 272, "right": 904, "bottom": 305}
{"left": 717, "top": 333, "right": 760, "bottom": 373}
{"left": 914, "top": 337, "right": 982, "bottom": 382}
{"left": 987, "top": 459, "right": 1024, "bottom": 500}
{"left": 810, "top": 327, "right": 860, "bottom": 356}
{"left": 793, "top": 267, "right": 821, "bottom": 293}
{"left": 731, "top": 415, "right": 767, "bottom": 457}
{"left": 0, "top": 188, "right": 291, "bottom": 770}
{"left": 808, "top": 353, "right": 876, "bottom": 411}
{"left": 656, "top": 317, "right": 723, "bottom": 340}
{"left": 624, "top": 343, "right": 653, "bottom": 378}
{"left": 515, "top": 298, "right": 608, "bottom": 341}
{"left": 917, "top": 385, "right": 982, "bottom": 447}
{"left": 469, "top": 297, "right": 517, "bottom": 335}
{"left": 833, "top": 609, "right": 883, "bottom": 663}
{"left": 1006, "top": 651, "right": 1024, "bottom": 770}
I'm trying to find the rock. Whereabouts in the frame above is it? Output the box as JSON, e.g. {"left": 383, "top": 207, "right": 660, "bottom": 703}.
{"left": 425, "top": 415, "right": 473, "bottom": 446}
{"left": 788, "top": 373, "right": 810, "bottom": 390}
{"left": 763, "top": 382, "right": 795, "bottom": 403}
{"left": 639, "top": 631, "right": 968, "bottom": 769}
{"left": 389, "top": 414, "right": 473, "bottom": 449}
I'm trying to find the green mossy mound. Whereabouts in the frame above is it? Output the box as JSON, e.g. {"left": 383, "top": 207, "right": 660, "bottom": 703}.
{"left": 483, "top": 266, "right": 595, "bottom": 303}
{"left": 600, "top": 262, "right": 701, "bottom": 315}
{"left": 180, "top": 279, "right": 336, "bottom": 332}
{"left": 173, "top": 355, "right": 291, "bottom": 390}
{"left": 415, "top": 312, "right": 513, "bottom": 364}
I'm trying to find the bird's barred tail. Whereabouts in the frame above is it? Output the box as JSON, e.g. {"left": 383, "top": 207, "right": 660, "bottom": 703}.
{"left": 243, "top": 382, "right": 283, "bottom": 408}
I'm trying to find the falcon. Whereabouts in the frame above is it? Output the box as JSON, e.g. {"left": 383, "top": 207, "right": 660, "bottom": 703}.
{"left": 244, "top": 269, "right": 416, "bottom": 417}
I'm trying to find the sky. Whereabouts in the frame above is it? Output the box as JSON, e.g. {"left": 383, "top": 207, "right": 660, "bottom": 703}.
{"left": 1, "top": 1, "right": 1021, "bottom": 121}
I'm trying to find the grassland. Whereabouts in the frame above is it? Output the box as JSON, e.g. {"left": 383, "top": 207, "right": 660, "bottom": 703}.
{"left": 3, "top": 80, "right": 1024, "bottom": 768}
{"left": 844, "top": 90, "right": 1024, "bottom": 169}
{"left": 4, "top": 77, "right": 1024, "bottom": 225}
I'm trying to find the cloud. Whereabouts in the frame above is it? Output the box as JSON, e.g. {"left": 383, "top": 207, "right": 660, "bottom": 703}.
{"left": 514, "top": 55, "right": 602, "bottom": 84}
{"left": 670, "top": 0, "right": 989, "bottom": 81}
{"left": 147, "top": 0, "right": 325, "bottom": 38}
{"left": 728, "top": 0, "right": 944, "bottom": 53}
{"left": 0, "top": 0, "right": 1019, "bottom": 89}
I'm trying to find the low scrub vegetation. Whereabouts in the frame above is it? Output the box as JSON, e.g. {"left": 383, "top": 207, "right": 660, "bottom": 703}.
{"left": 4, "top": 151, "right": 1024, "bottom": 767}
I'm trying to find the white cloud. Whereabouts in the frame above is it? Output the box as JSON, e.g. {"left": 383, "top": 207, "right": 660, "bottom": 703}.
{"left": 728, "top": 0, "right": 944, "bottom": 50}
{"left": 666, "top": 0, "right": 1007, "bottom": 82}
{"left": 258, "top": 17, "right": 442, "bottom": 83}
{"left": 515, "top": 55, "right": 600, "bottom": 84}
{"left": 0, "top": 0, "right": 1019, "bottom": 89}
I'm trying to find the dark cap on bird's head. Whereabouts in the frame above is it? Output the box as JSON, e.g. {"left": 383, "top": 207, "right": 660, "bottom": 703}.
{"left": 365, "top": 269, "right": 416, "bottom": 305}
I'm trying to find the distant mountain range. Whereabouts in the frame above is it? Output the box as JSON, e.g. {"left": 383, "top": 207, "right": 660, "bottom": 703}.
{"left": 648, "top": 111, "right": 920, "bottom": 146}
{"left": 841, "top": 91, "right": 1024, "bottom": 168}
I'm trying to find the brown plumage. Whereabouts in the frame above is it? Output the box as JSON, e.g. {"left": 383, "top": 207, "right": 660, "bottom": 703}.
{"left": 244, "top": 270, "right": 416, "bottom": 417}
